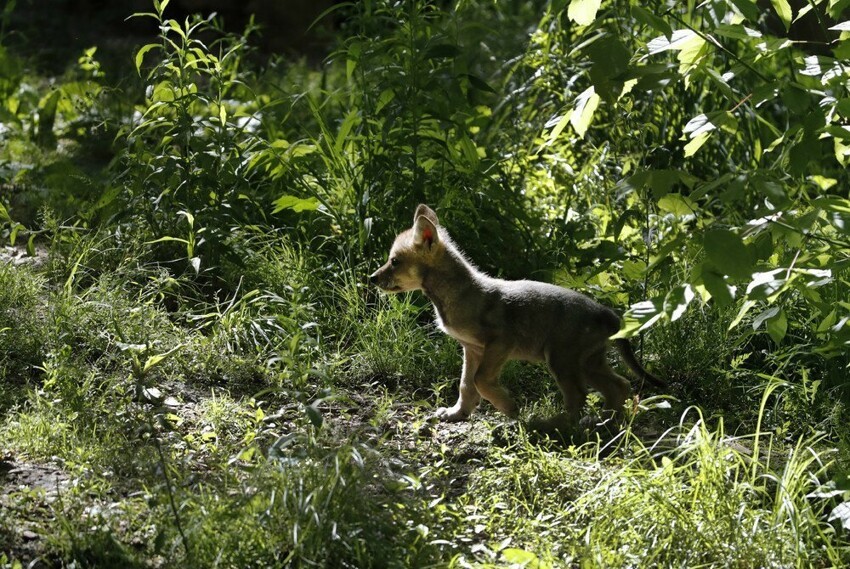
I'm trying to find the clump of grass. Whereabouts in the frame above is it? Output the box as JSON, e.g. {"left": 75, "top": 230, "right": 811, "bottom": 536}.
{"left": 181, "top": 445, "right": 446, "bottom": 567}
{"left": 332, "top": 272, "right": 460, "bottom": 394}
{"left": 648, "top": 304, "right": 753, "bottom": 416}
{"left": 455, "top": 405, "right": 847, "bottom": 568}
{"left": 0, "top": 262, "right": 46, "bottom": 387}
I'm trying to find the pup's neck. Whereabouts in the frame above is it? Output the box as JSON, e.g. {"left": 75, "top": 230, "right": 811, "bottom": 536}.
{"left": 420, "top": 237, "right": 486, "bottom": 317}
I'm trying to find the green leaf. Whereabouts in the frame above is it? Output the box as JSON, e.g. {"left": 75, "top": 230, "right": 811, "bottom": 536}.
{"left": 657, "top": 193, "right": 697, "bottom": 217}
{"left": 36, "top": 90, "right": 60, "bottom": 147}
{"left": 145, "top": 236, "right": 189, "bottom": 246}
{"left": 664, "top": 285, "right": 695, "bottom": 322}
{"left": 814, "top": 196, "right": 850, "bottom": 235}
{"left": 829, "top": 502, "right": 850, "bottom": 531}
{"left": 424, "top": 43, "right": 460, "bottom": 59}
{"left": 753, "top": 306, "right": 781, "bottom": 330}
{"left": 648, "top": 170, "right": 681, "bottom": 199}
{"left": 143, "top": 353, "right": 168, "bottom": 373}
{"left": 26, "top": 234, "right": 35, "bottom": 257}
{"left": 142, "top": 344, "right": 182, "bottom": 374}
{"left": 729, "top": 299, "right": 757, "bottom": 330}
{"left": 546, "top": 112, "right": 573, "bottom": 144}
{"left": 586, "top": 35, "right": 631, "bottom": 100}
{"left": 135, "top": 44, "right": 159, "bottom": 75}
{"left": 93, "top": 186, "right": 120, "bottom": 211}
{"left": 714, "top": 24, "right": 763, "bottom": 40}
{"left": 466, "top": 74, "right": 497, "bottom": 94}
{"left": 501, "top": 548, "right": 541, "bottom": 566}
{"left": 701, "top": 270, "right": 735, "bottom": 306}
{"left": 647, "top": 29, "right": 697, "bottom": 55}
{"left": 752, "top": 174, "right": 789, "bottom": 209}
{"left": 116, "top": 341, "right": 147, "bottom": 352}
{"left": 632, "top": 5, "right": 672, "bottom": 39}
{"left": 568, "top": 0, "right": 602, "bottom": 26}
{"left": 766, "top": 308, "right": 788, "bottom": 343}
{"left": 272, "top": 195, "right": 320, "bottom": 214}
{"left": 728, "top": 0, "right": 760, "bottom": 21}
{"left": 166, "top": 19, "right": 186, "bottom": 40}
{"left": 704, "top": 228, "right": 752, "bottom": 280}
{"left": 304, "top": 402, "right": 323, "bottom": 429}
{"left": 177, "top": 210, "right": 194, "bottom": 228}
{"left": 346, "top": 54, "right": 357, "bottom": 81}
{"left": 771, "top": 0, "right": 794, "bottom": 31}
{"left": 612, "top": 298, "right": 665, "bottom": 339}
{"left": 684, "top": 131, "right": 711, "bottom": 157}
{"left": 808, "top": 175, "right": 837, "bottom": 191}
{"left": 458, "top": 134, "right": 480, "bottom": 169}
{"left": 335, "top": 109, "right": 360, "bottom": 156}
{"left": 375, "top": 89, "right": 395, "bottom": 113}
{"left": 678, "top": 35, "right": 707, "bottom": 74}
{"left": 622, "top": 259, "right": 646, "bottom": 281}
{"left": 571, "top": 86, "right": 600, "bottom": 138}
{"left": 746, "top": 269, "right": 788, "bottom": 300}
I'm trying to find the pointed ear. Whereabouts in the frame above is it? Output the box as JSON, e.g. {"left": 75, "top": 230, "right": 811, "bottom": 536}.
{"left": 413, "top": 204, "right": 439, "bottom": 226}
{"left": 413, "top": 215, "right": 438, "bottom": 249}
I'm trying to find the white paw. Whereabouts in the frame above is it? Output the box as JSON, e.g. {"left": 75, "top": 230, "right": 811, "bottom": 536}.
{"left": 434, "top": 405, "right": 470, "bottom": 422}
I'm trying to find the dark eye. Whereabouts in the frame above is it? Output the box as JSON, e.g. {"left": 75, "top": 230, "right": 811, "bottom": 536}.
{"left": 391, "top": 257, "right": 400, "bottom": 267}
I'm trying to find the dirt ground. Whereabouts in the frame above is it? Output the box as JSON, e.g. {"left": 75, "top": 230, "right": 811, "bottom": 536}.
{"left": 0, "top": 245, "right": 48, "bottom": 268}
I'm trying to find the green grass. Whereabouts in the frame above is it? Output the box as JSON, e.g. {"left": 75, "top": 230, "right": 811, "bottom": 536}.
{"left": 1, "top": 235, "right": 849, "bottom": 568}
{"left": 0, "top": 262, "right": 45, "bottom": 388}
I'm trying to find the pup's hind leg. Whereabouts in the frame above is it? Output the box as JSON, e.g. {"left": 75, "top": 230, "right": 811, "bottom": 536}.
{"left": 436, "top": 345, "right": 482, "bottom": 422}
{"left": 547, "top": 347, "right": 588, "bottom": 423}
{"left": 584, "top": 347, "right": 631, "bottom": 415}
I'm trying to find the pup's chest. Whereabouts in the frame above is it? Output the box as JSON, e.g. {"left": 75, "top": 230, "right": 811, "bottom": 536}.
{"left": 434, "top": 308, "right": 486, "bottom": 348}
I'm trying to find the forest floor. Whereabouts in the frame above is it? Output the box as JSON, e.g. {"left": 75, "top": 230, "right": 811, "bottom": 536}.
{"left": 0, "top": 384, "right": 663, "bottom": 567}
{"left": 1, "top": 249, "right": 847, "bottom": 568}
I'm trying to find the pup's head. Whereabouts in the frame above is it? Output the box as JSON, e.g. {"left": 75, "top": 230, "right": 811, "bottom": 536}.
{"left": 370, "top": 204, "right": 441, "bottom": 293}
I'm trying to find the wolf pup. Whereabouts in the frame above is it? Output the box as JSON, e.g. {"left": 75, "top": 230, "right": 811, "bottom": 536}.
{"left": 370, "top": 204, "right": 664, "bottom": 423}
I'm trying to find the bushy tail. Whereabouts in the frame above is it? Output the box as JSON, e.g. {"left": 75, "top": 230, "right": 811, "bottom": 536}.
{"left": 614, "top": 338, "right": 666, "bottom": 388}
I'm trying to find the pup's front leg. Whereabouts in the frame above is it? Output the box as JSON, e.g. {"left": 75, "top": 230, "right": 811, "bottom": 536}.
{"left": 435, "top": 345, "right": 481, "bottom": 421}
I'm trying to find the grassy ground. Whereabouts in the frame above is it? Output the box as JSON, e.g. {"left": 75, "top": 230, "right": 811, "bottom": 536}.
{"left": 1, "top": 239, "right": 848, "bottom": 568}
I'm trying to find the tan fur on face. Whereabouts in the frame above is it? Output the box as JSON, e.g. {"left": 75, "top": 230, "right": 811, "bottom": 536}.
{"left": 371, "top": 209, "right": 444, "bottom": 293}
{"left": 370, "top": 229, "right": 428, "bottom": 293}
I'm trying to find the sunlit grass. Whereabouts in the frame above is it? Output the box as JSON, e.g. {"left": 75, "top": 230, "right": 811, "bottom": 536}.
{"left": 1, "top": 232, "right": 849, "bottom": 568}
{"left": 445, "top": 408, "right": 845, "bottom": 568}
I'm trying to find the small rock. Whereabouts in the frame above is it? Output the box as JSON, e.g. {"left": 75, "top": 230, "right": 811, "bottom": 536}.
{"left": 22, "top": 529, "right": 39, "bottom": 541}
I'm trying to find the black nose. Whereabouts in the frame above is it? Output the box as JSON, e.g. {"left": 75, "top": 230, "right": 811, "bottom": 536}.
{"left": 369, "top": 274, "right": 377, "bottom": 284}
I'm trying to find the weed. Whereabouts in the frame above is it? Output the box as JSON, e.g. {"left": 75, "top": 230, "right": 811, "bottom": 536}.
{"left": 120, "top": 2, "right": 269, "bottom": 272}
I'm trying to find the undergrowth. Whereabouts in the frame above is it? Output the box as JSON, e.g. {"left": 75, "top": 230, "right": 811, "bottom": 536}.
{"left": 1, "top": 241, "right": 848, "bottom": 567}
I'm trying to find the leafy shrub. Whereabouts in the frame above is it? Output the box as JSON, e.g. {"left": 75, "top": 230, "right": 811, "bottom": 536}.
{"left": 119, "top": 1, "right": 271, "bottom": 273}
